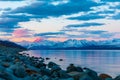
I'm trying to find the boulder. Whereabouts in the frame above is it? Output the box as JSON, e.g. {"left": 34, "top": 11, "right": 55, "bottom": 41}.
{"left": 51, "top": 65, "right": 61, "bottom": 73}
{"left": 0, "top": 71, "right": 15, "bottom": 80}
{"left": 68, "top": 71, "right": 85, "bottom": 80}
{"left": 67, "top": 64, "right": 77, "bottom": 73}
{"left": 114, "top": 75, "right": 120, "bottom": 80}
{"left": 58, "top": 70, "right": 71, "bottom": 78}
{"left": 12, "top": 62, "right": 27, "bottom": 78}
{"left": 84, "top": 67, "right": 101, "bottom": 80}
{"left": 48, "top": 62, "right": 59, "bottom": 68}
{"left": 40, "top": 68, "right": 51, "bottom": 76}
{"left": 76, "top": 67, "right": 83, "bottom": 72}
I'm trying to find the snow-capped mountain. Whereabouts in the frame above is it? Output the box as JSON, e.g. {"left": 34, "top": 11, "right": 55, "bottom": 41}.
{"left": 17, "top": 39, "right": 120, "bottom": 50}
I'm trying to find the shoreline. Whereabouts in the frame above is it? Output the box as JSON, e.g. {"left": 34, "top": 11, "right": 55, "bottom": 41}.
{"left": 0, "top": 49, "right": 119, "bottom": 80}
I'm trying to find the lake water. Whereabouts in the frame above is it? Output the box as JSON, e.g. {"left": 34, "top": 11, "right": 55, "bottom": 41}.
{"left": 23, "top": 50, "right": 120, "bottom": 77}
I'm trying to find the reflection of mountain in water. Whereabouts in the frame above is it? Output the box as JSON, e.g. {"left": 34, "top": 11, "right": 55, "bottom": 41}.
{"left": 17, "top": 39, "right": 120, "bottom": 50}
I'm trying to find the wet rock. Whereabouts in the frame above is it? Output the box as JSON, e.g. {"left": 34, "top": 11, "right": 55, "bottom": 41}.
{"left": 79, "top": 74, "right": 93, "bottom": 80}
{"left": 26, "top": 69, "right": 38, "bottom": 75}
{"left": 51, "top": 65, "right": 61, "bottom": 73}
{"left": 2, "top": 62, "right": 10, "bottom": 68}
{"left": 48, "top": 62, "right": 59, "bottom": 68}
{"left": 99, "top": 73, "right": 112, "bottom": 80}
{"left": 84, "top": 67, "right": 100, "bottom": 80}
{"left": 76, "top": 67, "right": 83, "bottom": 72}
{"left": 35, "top": 62, "right": 46, "bottom": 68}
{"left": 13, "top": 63, "right": 27, "bottom": 78}
{"left": 42, "top": 75, "right": 51, "bottom": 80}
{"left": 105, "top": 78, "right": 113, "bottom": 80}
{"left": 30, "top": 73, "right": 42, "bottom": 80}
{"left": 59, "top": 59, "right": 63, "bottom": 61}
{"left": 46, "top": 57, "right": 50, "bottom": 60}
{"left": 0, "top": 78, "right": 5, "bottom": 80}
{"left": 68, "top": 71, "right": 88, "bottom": 80}
{"left": 58, "top": 70, "right": 71, "bottom": 79}
{"left": 14, "top": 59, "right": 20, "bottom": 63}
{"left": 40, "top": 68, "right": 51, "bottom": 76}
{"left": 0, "top": 64, "right": 5, "bottom": 71}
{"left": 67, "top": 64, "right": 77, "bottom": 72}
{"left": 60, "top": 78, "right": 74, "bottom": 80}
{"left": 114, "top": 75, "right": 120, "bottom": 80}
{"left": 0, "top": 71, "right": 16, "bottom": 80}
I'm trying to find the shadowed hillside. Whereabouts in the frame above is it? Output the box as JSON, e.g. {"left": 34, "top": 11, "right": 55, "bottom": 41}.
{"left": 0, "top": 40, "right": 26, "bottom": 54}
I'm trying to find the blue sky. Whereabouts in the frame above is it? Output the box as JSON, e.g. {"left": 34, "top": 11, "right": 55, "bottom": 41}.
{"left": 0, "top": 0, "right": 120, "bottom": 42}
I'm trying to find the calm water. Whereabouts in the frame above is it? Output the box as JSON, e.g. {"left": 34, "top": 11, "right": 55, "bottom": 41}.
{"left": 23, "top": 50, "right": 120, "bottom": 77}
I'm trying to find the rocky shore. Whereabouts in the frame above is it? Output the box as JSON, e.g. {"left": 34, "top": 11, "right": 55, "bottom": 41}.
{"left": 0, "top": 48, "right": 120, "bottom": 80}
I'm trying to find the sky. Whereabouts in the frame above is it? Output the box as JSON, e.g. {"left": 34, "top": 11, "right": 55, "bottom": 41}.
{"left": 0, "top": 0, "right": 120, "bottom": 42}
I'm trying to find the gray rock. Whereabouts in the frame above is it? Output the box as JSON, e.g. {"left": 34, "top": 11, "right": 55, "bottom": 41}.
{"left": 84, "top": 67, "right": 100, "bottom": 80}
{"left": 42, "top": 75, "right": 51, "bottom": 80}
{"left": 30, "top": 74, "right": 42, "bottom": 80}
{"left": 60, "top": 78, "right": 74, "bottom": 80}
{"left": 58, "top": 70, "right": 71, "bottom": 78}
{"left": 114, "top": 75, "right": 120, "bottom": 80}
{"left": 48, "top": 62, "right": 59, "bottom": 68}
{"left": 40, "top": 68, "right": 51, "bottom": 76}
{"left": 0, "top": 71, "right": 15, "bottom": 80}
{"left": 79, "top": 75, "right": 93, "bottom": 80}
{"left": 67, "top": 64, "right": 77, "bottom": 72}
{"left": 13, "top": 63, "right": 27, "bottom": 78}
{"left": 51, "top": 66, "right": 61, "bottom": 73}
{"left": 105, "top": 78, "right": 113, "bottom": 80}
{"left": 76, "top": 67, "right": 83, "bottom": 72}
{"left": 68, "top": 71, "right": 86, "bottom": 80}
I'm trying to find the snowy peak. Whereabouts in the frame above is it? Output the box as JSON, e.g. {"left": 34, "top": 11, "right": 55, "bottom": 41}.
{"left": 17, "top": 39, "right": 120, "bottom": 50}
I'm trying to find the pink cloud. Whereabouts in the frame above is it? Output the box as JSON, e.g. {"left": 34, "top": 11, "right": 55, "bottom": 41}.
{"left": 12, "top": 29, "right": 31, "bottom": 37}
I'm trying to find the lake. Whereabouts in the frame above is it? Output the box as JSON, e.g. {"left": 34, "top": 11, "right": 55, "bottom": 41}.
{"left": 22, "top": 50, "right": 120, "bottom": 77}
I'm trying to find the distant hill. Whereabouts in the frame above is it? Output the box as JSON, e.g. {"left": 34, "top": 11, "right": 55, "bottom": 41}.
{"left": 0, "top": 40, "right": 26, "bottom": 54}
{"left": 0, "top": 40, "right": 26, "bottom": 49}
{"left": 17, "top": 39, "right": 120, "bottom": 50}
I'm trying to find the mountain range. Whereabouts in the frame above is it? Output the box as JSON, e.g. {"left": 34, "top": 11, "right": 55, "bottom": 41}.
{"left": 17, "top": 39, "right": 120, "bottom": 50}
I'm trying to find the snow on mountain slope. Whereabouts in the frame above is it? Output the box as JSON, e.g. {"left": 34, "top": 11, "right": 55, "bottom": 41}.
{"left": 17, "top": 39, "right": 120, "bottom": 49}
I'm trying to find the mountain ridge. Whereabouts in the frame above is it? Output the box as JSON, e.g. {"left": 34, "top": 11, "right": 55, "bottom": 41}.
{"left": 17, "top": 39, "right": 120, "bottom": 50}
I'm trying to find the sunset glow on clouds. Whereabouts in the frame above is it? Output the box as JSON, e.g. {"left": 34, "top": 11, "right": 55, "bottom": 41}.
{"left": 0, "top": 0, "right": 120, "bottom": 42}
{"left": 12, "top": 29, "right": 32, "bottom": 37}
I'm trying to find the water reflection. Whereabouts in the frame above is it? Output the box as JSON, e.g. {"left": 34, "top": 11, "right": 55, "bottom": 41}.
{"left": 23, "top": 50, "right": 120, "bottom": 77}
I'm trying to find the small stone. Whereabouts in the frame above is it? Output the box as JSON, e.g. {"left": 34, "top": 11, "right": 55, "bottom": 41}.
{"left": 46, "top": 57, "right": 50, "bottom": 60}
{"left": 59, "top": 59, "right": 63, "bottom": 61}
{"left": 99, "top": 73, "right": 112, "bottom": 80}
{"left": 26, "top": 69, "right": 38, "bottom": 75}
{"left": 14, "top": 59, "right": 20, "bottom": 62}
{"left": 2, "top": 63, "right": 10, "bottom": 68}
